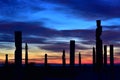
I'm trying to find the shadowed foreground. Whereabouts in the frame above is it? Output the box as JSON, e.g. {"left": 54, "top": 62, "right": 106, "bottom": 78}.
{"left": 0, "top": 64, "right": 119, "bottom": 80}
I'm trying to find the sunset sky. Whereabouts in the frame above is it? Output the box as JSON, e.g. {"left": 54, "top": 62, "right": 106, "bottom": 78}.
{"left": 0, "top": 0, "right": 120, "bottom": 64}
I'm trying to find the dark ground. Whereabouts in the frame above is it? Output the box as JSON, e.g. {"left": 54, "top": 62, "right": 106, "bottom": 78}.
{"left": 0, "top": 64, "right": 119, "bottom": 80}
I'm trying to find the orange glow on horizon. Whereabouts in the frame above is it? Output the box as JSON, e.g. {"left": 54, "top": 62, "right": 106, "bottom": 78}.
{"left": 0, "top": 57, "right": 119, "bottom": 65}
{"left": 0, "top": 42, "right": 120, "bottom": 64}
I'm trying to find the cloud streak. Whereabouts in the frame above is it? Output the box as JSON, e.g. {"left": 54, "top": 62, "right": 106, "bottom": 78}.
{"left": 0, "top": 22, "right": 120, "bottom": 52}
{"left": 0, "top": 0, "right": 46, "bottom": 21}
{"left": 43, "top": 0, "right": 120, "bottom": 20}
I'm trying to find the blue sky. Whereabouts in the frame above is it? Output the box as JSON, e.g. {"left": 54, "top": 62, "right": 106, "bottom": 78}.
{"left": 0, "top": 0, "right": 120, "bottom": 30}
{"left": 0, "top": 0, "right": 120, "bottom": 64}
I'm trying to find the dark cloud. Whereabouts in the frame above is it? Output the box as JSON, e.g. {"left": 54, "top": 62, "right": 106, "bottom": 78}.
{"left": 46, "top": 55, "right": 62, "bottom": 60}
{"left": 0, "top": 0, "right": 45, "bottom": 19}
{"left": 40, "top": 42, "right": 92, "bottom": 52}
{"left": 40, "top": 42, "right": 69, "bottom": 52}
{"left": 103, "top": 25, "right": 120, "bottom": 30}
{"left": 0, "top": 22, "right": 95, "bottom": 44}
{"left": 102, "top": 30, "right": 120, "bottom": 45}
{"left": 43, "top": 0, "right": 120, "bottom": 20}
{"left": 81, "top": 40, "right": 96, "bottom": 45}
{"left": 61, "top": 29, "right": 95, "bottom": 41}
{"left": 0, "top": 43, "right": 14, "bottom": 50}
{"left": 114, "top": 52, "right": 120, "bottom": 56}
{"left": 0, "top": 22, "right": 120, "bottom": 52}
{"left": 82, "top": 54, "right": 92, "bottom": 57}
{"left": 0, "top": 19, "right": 97, "bottom": 47}
{"left": 0, "top": 22, "right": 60, "bottom": 43}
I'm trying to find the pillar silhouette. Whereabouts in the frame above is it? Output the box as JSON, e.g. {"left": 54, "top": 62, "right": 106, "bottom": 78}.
{"left": 104, "top": 45, "right": 107, "bottom": 66}
{"left": 96, "top": 20, "right": 103, "bottom": 70}
{"left": 110, "top": 45, "right": 114, "bottom": 67}
{"left": 93, "top": 47, "right": 96, "bottom": 66}
{"left": 70, "top": 40, "right": 75, "bottom": 67}
{"left": 5, "top": 54, "right": 8, "bottom": 65}
{"left": 25, "top": 43, "right": 28, "bottom": 66}
{"left": 62, "top": 49, "right": 66, "bottom": 67}
{"left": 79, "top": 52, "right": 81, "bottom": 66}
{"left": 45, "top": 54, "right": 48, "bottom": 66}
{"left": 15, "top": 31, "right": 22, "bottom": 66}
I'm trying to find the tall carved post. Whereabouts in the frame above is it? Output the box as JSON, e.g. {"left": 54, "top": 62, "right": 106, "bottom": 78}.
{"left": 104, "top": 45, "right": 107, "bottom": 66}
{"left": 45, "top": 54, "right": 48, "bottom": 67}
{"left": 110, "top": 45, "right": 114, "bottom": 67}
{"left": 14, "top": 31, "right": 22, "bottom": 80}
{"left": 79, "top": 52, "right": 81, "bottom": 66}
{"left": 110, "top": 45, "right": 114, "bottom": 79}
{"left": 70, "top": 40, "right": 75, "bottom": 67}
{"left": 96, "top": 20, "right": 103, "bottom": 70}
{"left": 5, "top": 54, "right": 8, "bottom": 65}
{"left": 62, "top": 49, "right": 66, "bottom": 67}
{"left": 93, "top": 47, "right": 96, "bottom": 67}
{"left": 15, "top": 31, "right": 22, "bottom": 66}
{"left": 25, "top": 43, "right": 28, "bottom": 66}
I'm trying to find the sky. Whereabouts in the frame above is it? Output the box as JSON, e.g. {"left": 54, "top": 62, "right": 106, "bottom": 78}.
{"left": 0, "top": 0, "right": 120, "bottom": 64}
